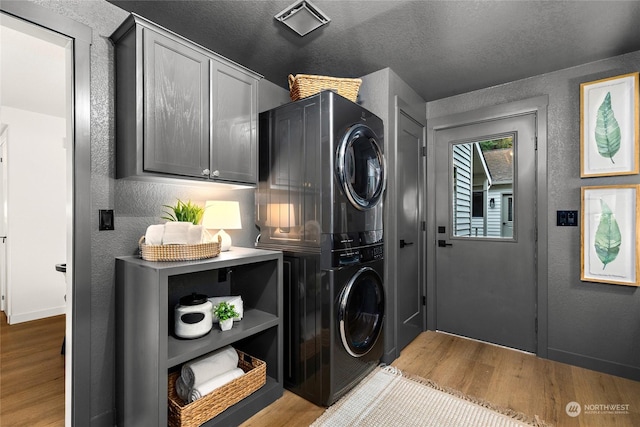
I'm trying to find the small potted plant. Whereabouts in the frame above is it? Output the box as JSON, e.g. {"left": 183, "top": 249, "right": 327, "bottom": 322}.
{"left": 213, "top": 302, "right": 239, "bottom": 331}
{"left": 162, "top": 199, "right": 204, "bottom": 225}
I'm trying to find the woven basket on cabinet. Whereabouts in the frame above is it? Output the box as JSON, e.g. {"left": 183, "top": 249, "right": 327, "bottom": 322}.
{"left": 288, "top": 74, "right": 361, "bottom": 102}
{"left": 138, "top": 235, "right": 221, "bottom": 262}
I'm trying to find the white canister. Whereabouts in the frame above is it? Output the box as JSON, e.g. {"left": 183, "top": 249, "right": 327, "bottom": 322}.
{"left": 174, "top": 293, "right": 213, "bottom": 339}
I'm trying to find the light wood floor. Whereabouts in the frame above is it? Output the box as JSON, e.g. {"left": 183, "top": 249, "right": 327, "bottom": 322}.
{"left": 0, "top": 312, "right": 65, "bottom": 427}
{"left": 2, "top": 313, "right": 639, "bottom": 426}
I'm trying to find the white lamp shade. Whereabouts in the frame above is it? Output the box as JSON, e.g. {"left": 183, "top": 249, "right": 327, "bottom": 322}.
{"left": 202, "top": 201, "right": 241, "bottom": 251}
{"left": 202, "top": 201, "right": 242, "bottom": 230}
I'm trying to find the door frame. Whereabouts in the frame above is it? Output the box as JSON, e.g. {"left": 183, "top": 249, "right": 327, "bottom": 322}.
{"left": 1, "top": 1, "right": 93, "bottom": 424}
{"left": 426, "top": 95, "right": 549, "bottom": 357}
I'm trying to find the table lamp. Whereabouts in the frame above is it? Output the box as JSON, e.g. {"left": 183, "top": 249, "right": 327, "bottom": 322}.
{"left": 203, "top": 201, "right": 242, "bottom": 251}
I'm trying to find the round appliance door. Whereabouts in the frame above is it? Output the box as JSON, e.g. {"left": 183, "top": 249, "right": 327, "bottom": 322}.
{"left": 336, "top": 124, "right": 385, "bottom": 211}
{"left": 338, "top": 266, "right": 385, "bottom": 357}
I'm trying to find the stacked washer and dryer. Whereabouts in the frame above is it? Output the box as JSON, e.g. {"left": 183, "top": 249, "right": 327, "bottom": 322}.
{"left": 256, "top": 91, "right": 386, "bottom": 406}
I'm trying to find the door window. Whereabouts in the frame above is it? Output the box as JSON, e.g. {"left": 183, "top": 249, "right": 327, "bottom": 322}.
{"left": 451, "top": 136, "right": 515, "bottom": 239}
{"left": 336, "top": 125, "right": 385, "bottom": 210}
{"left": 338, "top": 266, "right": 384, "bottom": 357}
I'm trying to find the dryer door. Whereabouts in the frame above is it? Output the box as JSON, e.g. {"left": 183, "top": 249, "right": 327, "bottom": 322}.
{"left": 336, "top": 124, "right": 385, "bottom": 211}
{"left": 338, "top": 266, "right": 385, "bottom": 357}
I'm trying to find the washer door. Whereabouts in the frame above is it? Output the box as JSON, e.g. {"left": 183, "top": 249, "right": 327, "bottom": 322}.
{"left": 336, "top": 124, "right": 385, "bottom": 210}
{"left": 338, "top": 266, "right": 385, "bottom": 357}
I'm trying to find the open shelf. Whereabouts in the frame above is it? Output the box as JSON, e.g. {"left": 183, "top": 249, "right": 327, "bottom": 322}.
{"left": 168, "top": 309, "right": 279, "bottom": 367}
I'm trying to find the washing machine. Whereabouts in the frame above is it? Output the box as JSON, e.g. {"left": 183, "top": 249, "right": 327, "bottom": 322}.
{"left": 282, "top": 240, "right": 384, "bottom": 406}
{"left": 256, "top": 91, "right": 385, "bottom": 250}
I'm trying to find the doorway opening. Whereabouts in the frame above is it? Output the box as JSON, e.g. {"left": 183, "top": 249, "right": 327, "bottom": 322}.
{"left": 1, "top": 2, "right": 93, "bottom": 424}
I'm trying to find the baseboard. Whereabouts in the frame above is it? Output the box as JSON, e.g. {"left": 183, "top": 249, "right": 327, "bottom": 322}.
{"left": 548, "top": 348, "right": 640, "bottom": 381}
{"left": 8, "top": 305, "right": 65, "bottom": 324}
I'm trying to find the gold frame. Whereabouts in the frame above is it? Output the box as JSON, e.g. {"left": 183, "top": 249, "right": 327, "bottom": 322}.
{"left": 581, "top": 184, "right": 640, "bottom": 286}
{"left": 580, "top": 72, "right": 639, "bottom": 177}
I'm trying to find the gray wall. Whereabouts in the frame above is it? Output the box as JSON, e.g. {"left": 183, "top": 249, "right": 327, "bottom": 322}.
{"left": 427, "top": 50, "right": 640, "bottom": 380}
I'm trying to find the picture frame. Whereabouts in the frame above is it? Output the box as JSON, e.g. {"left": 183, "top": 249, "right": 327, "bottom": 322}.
{"left": 581, "top": 184, "right": 640, "bottom": 286}
{"left": 580, "top": 72, "right": 639, "bottom": 177}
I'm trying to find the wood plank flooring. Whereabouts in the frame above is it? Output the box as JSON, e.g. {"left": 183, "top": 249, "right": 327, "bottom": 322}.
{"left": 0, "top": 312, "right": 65, "bottom": 427}
{"left": 2, "top": 313, "right": 639, "bottom": 426}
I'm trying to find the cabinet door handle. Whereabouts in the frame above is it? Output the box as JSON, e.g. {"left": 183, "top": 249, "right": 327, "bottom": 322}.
{"left": 202, "top": 168, "right": 210, "bottom": 176}
{"left": 212, "top": 170, "right": 220, "bottom": 177}
{"left": 399, "top": 239, "right": 414, "bottom": 248}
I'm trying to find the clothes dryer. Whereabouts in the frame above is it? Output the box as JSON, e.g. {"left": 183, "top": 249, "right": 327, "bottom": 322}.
{"left": 256, "top": 91, "right": 385, "bottom": 250}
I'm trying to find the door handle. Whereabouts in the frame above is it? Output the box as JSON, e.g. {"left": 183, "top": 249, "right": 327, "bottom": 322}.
{"left": 399, "top": 239, "right": 414, "bottom": 249}
{"left": 438, "top": 240, "right": 453, "bottom": 247}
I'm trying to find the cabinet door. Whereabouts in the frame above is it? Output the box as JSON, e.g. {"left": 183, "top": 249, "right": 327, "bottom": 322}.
{"left": 210, "top": 61, "right": 258, "bottom": 184}
{"left": 143, "top": 29, "right": 210, "bottom": 177}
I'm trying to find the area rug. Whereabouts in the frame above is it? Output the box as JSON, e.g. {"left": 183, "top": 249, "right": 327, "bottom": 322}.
{"left": 311, "top": 366, "right": 551, "bottom": 427}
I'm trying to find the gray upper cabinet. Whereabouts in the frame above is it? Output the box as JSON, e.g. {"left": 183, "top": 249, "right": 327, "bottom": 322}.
{"left": 111, "top": 14, "right": 261, "bottom": 185}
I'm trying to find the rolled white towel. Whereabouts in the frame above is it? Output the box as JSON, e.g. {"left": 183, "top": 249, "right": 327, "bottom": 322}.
{"left": 162, "top": 221, "right": 191, "bottom": 245}
{"left": 145, "top": 224, "right": 164, "bottom": 245}
{"left": 187, "top": 224, "right": 203, "bottom": 244}
{"left": 181, "top": 346, "right": 239, "bottom": 388}
{"left": 189, "top": 368, "right": 244, "bottom": 402}
{"left": 175, "top": 375, "right": 190, "bottom": 402}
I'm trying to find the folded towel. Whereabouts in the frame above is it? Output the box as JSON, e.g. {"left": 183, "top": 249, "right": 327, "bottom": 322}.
{"left": 162, "top": 221, "right": 191, "bottom": 245}
{"left": 175, "top": 375, "right": 190, "bottom": 402}
{"left": 189, "top": 368, "right": 245, "bottom": 402}
{"left": 145, "top": 224, "right": 164, "bottom": 245}
{"left": 187, "top": 224, "right": 203, "bottom": 244}
{"left": 181, "top": 346, "right": 239, "bottom": 388}
{"left": 208, "top": 296, "right": 244, "bottom": 322}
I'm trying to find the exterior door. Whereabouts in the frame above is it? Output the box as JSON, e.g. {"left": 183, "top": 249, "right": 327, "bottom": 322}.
{"left": 396, "top": 109, "right": 424, "bottom": 352}
{"left": 435, "top": 113, "right": 537, "bottom": 352}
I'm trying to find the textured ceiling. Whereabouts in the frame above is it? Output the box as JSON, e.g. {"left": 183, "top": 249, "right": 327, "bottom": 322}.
{"left": 107, "top": 0, "right": 640, "bottom": 102}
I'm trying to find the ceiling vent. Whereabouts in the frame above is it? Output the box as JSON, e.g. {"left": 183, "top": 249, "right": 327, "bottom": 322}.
{"left": 274, "top": 0, "right": 330, "bottom": 37}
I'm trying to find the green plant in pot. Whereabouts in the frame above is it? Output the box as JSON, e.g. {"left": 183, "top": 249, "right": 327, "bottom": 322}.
{"left": 213, "top": 302, "right": 239, "bottom": 331}
{"left": 162, "top": 199, "right": 204, "bottom": 225}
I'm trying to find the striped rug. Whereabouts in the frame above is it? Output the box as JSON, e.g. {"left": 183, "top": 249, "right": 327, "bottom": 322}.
{"left": 311, "top": 366, "right": 551, "bottom": 427}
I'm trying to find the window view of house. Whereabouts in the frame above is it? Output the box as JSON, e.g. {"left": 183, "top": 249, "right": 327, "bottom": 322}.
{"left": 452, "top": 136, "right": 514, "bottom": 238}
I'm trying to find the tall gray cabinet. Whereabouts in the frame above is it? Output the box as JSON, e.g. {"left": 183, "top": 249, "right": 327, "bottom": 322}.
{"left": 111, "top": 14, "right": 261, "bottom": 185}
{"left": 115, "top": 248, "right": 283, "bottom": 426}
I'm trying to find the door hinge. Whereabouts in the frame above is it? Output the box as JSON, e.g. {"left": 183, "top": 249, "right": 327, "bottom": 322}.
{"left": 421, "top": 221, "right": 426, "bottom": 231}
{"left": 535, "top": 317, "right": 538, "bottom": 333}
{"left": 534, "top": 136, "right": 538, "bottom": 151}
{"left": 421, "top": 146, "right": 427, "bottom": 157}
{"left": 422, "top": 296, "right": 426, "bottom": 306}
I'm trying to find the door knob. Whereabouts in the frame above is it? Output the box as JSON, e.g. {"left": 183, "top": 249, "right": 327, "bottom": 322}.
{"left": 400, "top": 239, "right": 414, "bottom": 248}
{"left": 438, "top": 240, "right": 453, "bottom": 247}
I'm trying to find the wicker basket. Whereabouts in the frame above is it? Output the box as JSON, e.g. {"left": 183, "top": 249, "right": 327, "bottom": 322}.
{"left": 167, "top": 350, "right": 266, "bottom": 427}
{"left": 289, "top": 74, "right": 362, "bottom": 102}
{"left": 138, "top": 235, "right": 221, "bottom": 262}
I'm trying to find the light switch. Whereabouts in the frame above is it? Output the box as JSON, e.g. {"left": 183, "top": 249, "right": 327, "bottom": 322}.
{"left": 557, "top": 210, "right": 578, "bottom": 226}
{"left": 99, "top": 209, "right": 114, "bottom": 230}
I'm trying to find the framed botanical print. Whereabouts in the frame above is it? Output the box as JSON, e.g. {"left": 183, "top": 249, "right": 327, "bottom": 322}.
{"left": 581, "top": 184, "right": 640, "bottom": 286}
{"left": 580, "top": 72, "right": 639, "bottom": 177}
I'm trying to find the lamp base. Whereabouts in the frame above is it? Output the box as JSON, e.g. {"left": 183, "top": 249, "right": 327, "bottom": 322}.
{"left": 214, "top": 229, "right": 232, "bottom": 251}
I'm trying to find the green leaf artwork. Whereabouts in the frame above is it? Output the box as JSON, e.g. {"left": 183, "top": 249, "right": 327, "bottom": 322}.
{"left": 594, "top": 199, "right": 621, "bottom": 270}
{"left": 594, "top": 92, "right": 621, "bottom": 164}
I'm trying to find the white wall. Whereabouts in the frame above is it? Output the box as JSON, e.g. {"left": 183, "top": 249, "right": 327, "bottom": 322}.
{"left": 1, "top": 106, "right": 67, "bottom": 323}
